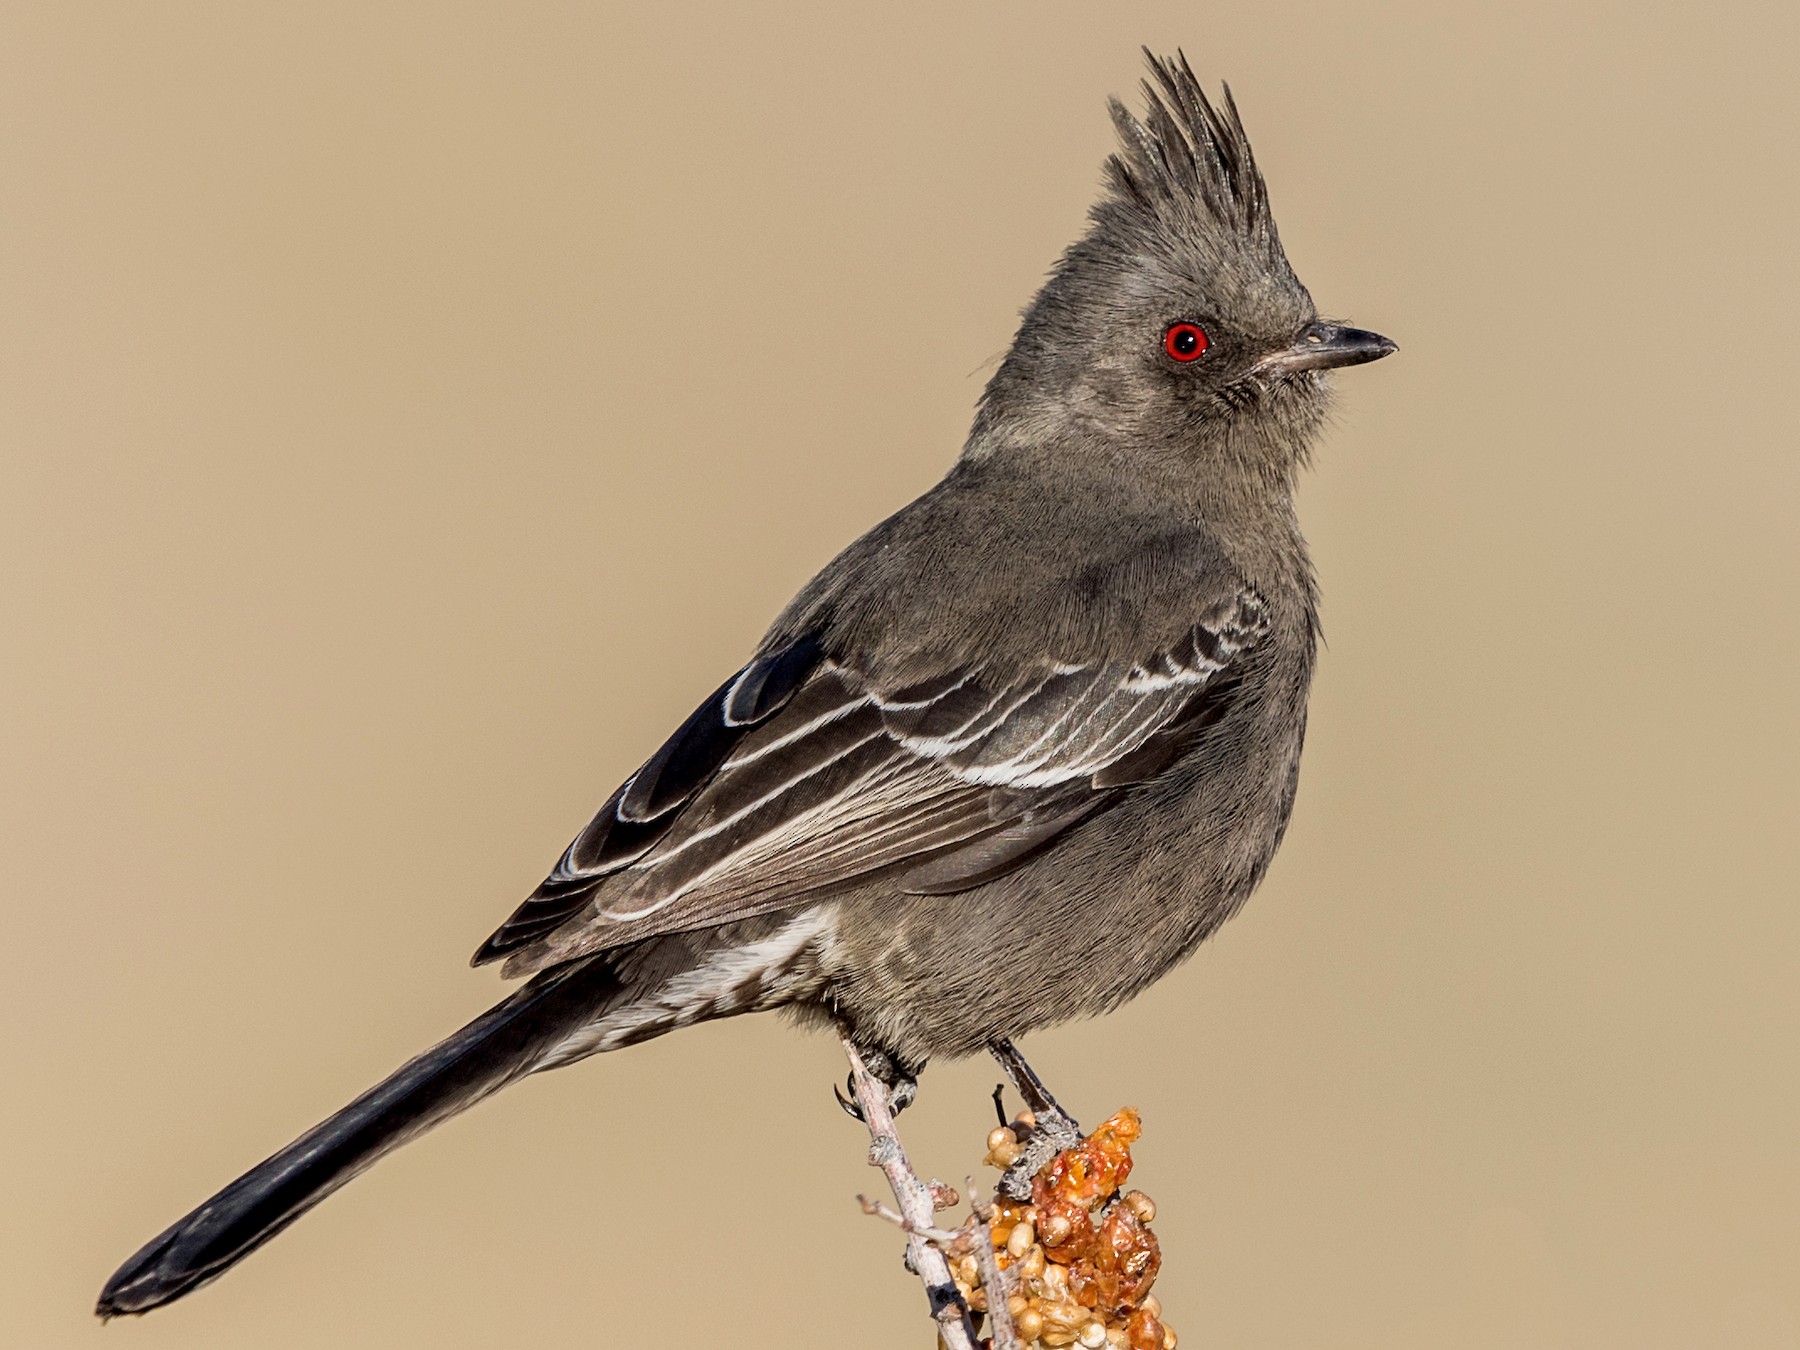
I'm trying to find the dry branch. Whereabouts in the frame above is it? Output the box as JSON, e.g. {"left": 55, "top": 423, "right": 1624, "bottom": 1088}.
{"left": 840, "top": 1032, "right": 984, "bottom": 1350}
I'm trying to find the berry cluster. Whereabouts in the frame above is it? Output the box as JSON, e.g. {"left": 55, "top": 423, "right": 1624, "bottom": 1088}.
{"left": 960, "top": 1108, "right": 1175, "bottom": 1350}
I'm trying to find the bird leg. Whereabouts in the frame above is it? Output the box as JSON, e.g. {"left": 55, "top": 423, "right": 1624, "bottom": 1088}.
{"left": 989, "top": 1038, "right": 1074, "bottom": 1121}
{"left": 989, "top": 1038, "right": 1083, "bottom": 1200}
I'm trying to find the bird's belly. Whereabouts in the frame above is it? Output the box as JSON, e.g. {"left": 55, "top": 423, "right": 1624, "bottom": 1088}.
{"left": 816, "top": 713, "right": 1305, "bottom": 1063}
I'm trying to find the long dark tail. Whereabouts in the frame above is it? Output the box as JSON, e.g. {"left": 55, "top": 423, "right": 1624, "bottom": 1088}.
{"left": 97, "top": 955, "right": 620, "bottom": 1318}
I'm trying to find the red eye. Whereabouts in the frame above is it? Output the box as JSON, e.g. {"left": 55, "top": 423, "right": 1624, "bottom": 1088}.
{"left": 1163, "top": 322, "right": 1209, "bottom": 362}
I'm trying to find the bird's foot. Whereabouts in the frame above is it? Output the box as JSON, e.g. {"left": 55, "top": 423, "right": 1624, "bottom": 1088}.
{"left": 832, "top": 1044, "right": 920, "bottom": 1121}
{"left": 836, "top": 1072, "right": 917, "bottom": 1121}
{"left": 999, "top": 1104, "right": 1083, "bottom": 1200}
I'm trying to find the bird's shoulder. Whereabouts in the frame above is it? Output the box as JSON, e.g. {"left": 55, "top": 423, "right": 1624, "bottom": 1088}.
{"left": 765, "top": 456, "right": 1259, "bottom": 682}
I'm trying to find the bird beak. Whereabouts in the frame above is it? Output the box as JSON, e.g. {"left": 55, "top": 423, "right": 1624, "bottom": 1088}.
{"left": 1254, "top": 322, "right": 1397, "bottom": 377}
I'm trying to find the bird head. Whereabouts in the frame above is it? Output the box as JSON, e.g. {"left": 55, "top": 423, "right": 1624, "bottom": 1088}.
{"left": 972, "top": 52, "right": 1394, "bottom": 488}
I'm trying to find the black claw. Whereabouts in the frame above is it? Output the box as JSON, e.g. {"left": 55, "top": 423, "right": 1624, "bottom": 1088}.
{"left": 889, "top": 1077, "right": 917, "bottom": 1117}
{"left": 834, "top": 1074, "right": 865, "bottom": 1122}
{"left": 992, "top": 1083, "right": 1009, "bottom": 1127}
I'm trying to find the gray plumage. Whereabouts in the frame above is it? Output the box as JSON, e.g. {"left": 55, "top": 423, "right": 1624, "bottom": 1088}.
{"left": 99, "top": 50, "right": 1394, "bottom": 1319}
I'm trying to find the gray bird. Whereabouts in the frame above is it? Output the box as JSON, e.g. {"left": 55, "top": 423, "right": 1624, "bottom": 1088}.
{"left": 98, "top": 50, "right": 1394, "bottom": 1318}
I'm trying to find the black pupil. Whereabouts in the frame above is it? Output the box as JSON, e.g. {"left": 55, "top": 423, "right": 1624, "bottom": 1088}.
{"left": 1172, "top": 327, "right": 1198, "bottom": 354}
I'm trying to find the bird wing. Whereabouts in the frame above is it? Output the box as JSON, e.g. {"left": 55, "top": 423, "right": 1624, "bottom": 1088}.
{"left": 476, "top": 590, "right": 1270, "bottom": 975}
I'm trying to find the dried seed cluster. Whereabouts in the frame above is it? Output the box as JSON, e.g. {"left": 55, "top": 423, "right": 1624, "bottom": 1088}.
{"left": 961, "top": 1108, "right": 1175, "bottom": 1350}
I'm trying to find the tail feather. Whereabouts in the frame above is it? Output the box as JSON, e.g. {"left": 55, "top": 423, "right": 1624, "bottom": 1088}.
{"left": 97, "top": 956, "right": 619, "bottom": 1318}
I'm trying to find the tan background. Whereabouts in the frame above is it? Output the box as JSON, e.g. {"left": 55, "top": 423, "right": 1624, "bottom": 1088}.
{"left": 4, "top": 3, "right": 1797, "bottom": 1347}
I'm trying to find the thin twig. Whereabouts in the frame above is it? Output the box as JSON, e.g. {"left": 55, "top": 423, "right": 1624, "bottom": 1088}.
{"left": 840, "top": 1034, "right": 982, "bottom": 1350}
{"left": 856, "top": 1194, "right": 967, "bottom": 1248}
{"left": 967, "top": 1180, "right": 1023, "bottom": 1350}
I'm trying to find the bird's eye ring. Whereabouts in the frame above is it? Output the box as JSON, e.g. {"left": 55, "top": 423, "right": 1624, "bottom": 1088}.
{"left": 1163, "top": 322, "right": 1210, "bottom": 362}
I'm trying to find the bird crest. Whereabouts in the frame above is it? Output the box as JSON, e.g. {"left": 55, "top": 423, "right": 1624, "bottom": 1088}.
{"left": 1103, "top": 51, "right": 1283, "bottom": 258}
